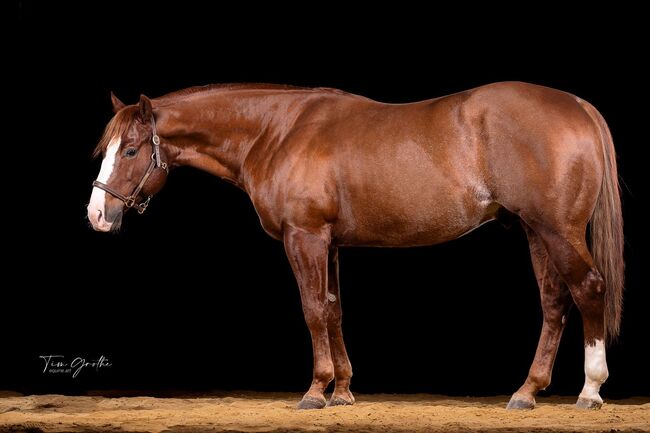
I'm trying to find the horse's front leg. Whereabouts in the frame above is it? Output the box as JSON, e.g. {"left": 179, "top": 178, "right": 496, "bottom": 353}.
{"left": 284, "top": 226, "right": 334, "bottom": 409}
{"left": 326, "top": 247, "right": 355, "bottom": 406}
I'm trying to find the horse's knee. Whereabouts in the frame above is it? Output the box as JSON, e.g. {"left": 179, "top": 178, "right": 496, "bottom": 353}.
{"left": 543, "top": 309, "right": 568, "bottom": 328}
{"left": 302, "top": 304, "right": 328, "bottom": 329}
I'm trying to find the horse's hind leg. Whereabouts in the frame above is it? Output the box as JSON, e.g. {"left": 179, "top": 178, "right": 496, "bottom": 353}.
{"left": 525, "top": 222, "right": 609, "bottom": 409}
{"left": 325, "top": 247, "right": 355, "bottom": 406}
{"left": 508, "top": 223, "right": 573, "bottom": 409}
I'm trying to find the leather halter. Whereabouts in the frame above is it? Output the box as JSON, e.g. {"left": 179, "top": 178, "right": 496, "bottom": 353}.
{"left": 92, "top": 116, "right": 168, "bottom": 214}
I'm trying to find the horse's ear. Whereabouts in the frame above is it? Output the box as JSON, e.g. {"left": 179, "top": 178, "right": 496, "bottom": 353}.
{"left": 110, "top": 91, "right": 126, "bottom": 113}
{"left": 137, "top": 94, "right": 153, "bottom": 122}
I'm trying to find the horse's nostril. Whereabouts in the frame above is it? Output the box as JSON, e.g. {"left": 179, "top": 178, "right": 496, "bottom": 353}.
{"left": 97, "top": 209, "right": 103, "bottom": 221}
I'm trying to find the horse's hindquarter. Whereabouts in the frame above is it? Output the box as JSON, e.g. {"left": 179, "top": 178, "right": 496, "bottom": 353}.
{"left": 472, "top": 83, "right": 604, "bottom": 232}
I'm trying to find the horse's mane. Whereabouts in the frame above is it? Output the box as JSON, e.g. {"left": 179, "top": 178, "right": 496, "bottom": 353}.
{"left": 93, "top": 84, "right": 351, "bottom": 157}
{"left": 93, "top": 106, "right": 137, "bottom": 158}
{"left": 157, "top": 83, "right": 349, "bottom": 102}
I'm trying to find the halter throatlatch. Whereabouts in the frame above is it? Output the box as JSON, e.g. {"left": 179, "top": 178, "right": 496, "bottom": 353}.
{"left": 92, "top": 115, "right": 168, "bottom": 214}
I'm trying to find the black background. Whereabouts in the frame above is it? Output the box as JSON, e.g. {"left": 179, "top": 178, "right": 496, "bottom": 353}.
{"left": 8, "top": 3, "right": 649, "bottom": 398}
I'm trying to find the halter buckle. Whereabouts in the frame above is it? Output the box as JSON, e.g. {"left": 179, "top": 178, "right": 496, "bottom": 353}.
{"left": 124, "top": 196, "right": 136, "bottom": 208}
{"left": 136, "top": 196, "right": 151, "bottom": 214}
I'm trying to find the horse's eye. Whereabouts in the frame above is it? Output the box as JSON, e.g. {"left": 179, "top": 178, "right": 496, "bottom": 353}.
{"left": 124, "top": 148, "right": 138, "bottom": 158}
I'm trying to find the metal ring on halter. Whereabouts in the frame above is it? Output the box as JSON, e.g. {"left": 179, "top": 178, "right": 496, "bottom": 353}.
{"left": 151, "top": 152, "right": 169, "bottom": 171}
{"left": 136, "top": 196, "right": 151, "bottom": 214}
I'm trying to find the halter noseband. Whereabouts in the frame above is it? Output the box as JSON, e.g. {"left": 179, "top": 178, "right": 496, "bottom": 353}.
{"left": 92, "top": 116, "right": 168, "bottom": 214}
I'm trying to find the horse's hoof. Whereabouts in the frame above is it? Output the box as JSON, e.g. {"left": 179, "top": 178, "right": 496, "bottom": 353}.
{"left": 506, "top": 396, "right": 535, "bottom": 410}
{"left": 576, "top": 397, "right": 602, "bottom": 410}
{"left": 297, "top": 395, "right": 327, "bottom": 410}
{"left": 327, "top": 396, "right": 354, "bottom": 407}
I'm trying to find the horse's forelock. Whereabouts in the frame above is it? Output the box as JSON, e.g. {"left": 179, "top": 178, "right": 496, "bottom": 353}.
{"left": 93, "top": 107, "right": 137, "bottom": 159}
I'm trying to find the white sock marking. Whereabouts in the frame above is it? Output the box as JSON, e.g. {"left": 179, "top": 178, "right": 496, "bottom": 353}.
{"left": 579, "top": 339, "right": 608, "bottom": 402}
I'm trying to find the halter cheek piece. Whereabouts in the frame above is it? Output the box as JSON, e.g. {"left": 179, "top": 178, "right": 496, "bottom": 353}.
{"left": 92, "top": 116, "right": 168, "bottom": 214}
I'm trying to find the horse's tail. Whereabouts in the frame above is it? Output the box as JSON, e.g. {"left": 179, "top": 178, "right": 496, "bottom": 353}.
{"left": 581, "top": 100, "right": 625, "bottom": 344}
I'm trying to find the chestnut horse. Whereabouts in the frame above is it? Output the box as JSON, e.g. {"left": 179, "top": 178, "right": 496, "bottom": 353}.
{"left": 88, "top": 82, "right": 623, "bottom": 410}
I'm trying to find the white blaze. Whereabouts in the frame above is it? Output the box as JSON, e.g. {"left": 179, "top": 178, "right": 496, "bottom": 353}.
{"left": 87, "top": 137, "right": 120, "bottom": 231}
{"left": 579, "top": 339, "right": 608, "bottom": 403}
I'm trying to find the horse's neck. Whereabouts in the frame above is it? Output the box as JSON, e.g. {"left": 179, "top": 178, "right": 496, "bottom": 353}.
{"left": 158, "top": 91, "right": 300, "bottom": 186}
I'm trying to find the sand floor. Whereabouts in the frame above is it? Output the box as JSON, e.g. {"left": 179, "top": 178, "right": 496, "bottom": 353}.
{"left": 0, "top": 391, "right": 648, "bottom": 433}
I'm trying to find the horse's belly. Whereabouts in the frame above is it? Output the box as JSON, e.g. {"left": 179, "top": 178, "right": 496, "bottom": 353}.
{"left": 335, "top": 217, "right": 488, "bottom": 247}
{"left": 333, "top": 186, "right": 494, "bottom": 247}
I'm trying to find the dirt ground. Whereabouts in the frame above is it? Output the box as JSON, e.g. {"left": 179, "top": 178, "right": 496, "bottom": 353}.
{"left": 0, "top": 391, "right": 647, "bottom": 433}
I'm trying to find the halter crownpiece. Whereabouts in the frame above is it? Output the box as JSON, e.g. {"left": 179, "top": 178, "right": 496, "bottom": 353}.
{"left": 151, "top": 114, "right": 163, "bottom": 168}
{"left": 92, "top": 115, "right": 168, "bottom": 214}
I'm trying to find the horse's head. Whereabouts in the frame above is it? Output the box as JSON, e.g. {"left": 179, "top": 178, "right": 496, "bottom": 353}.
{"left": 87, "top": 93, "right": 169, "bottom": 232}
